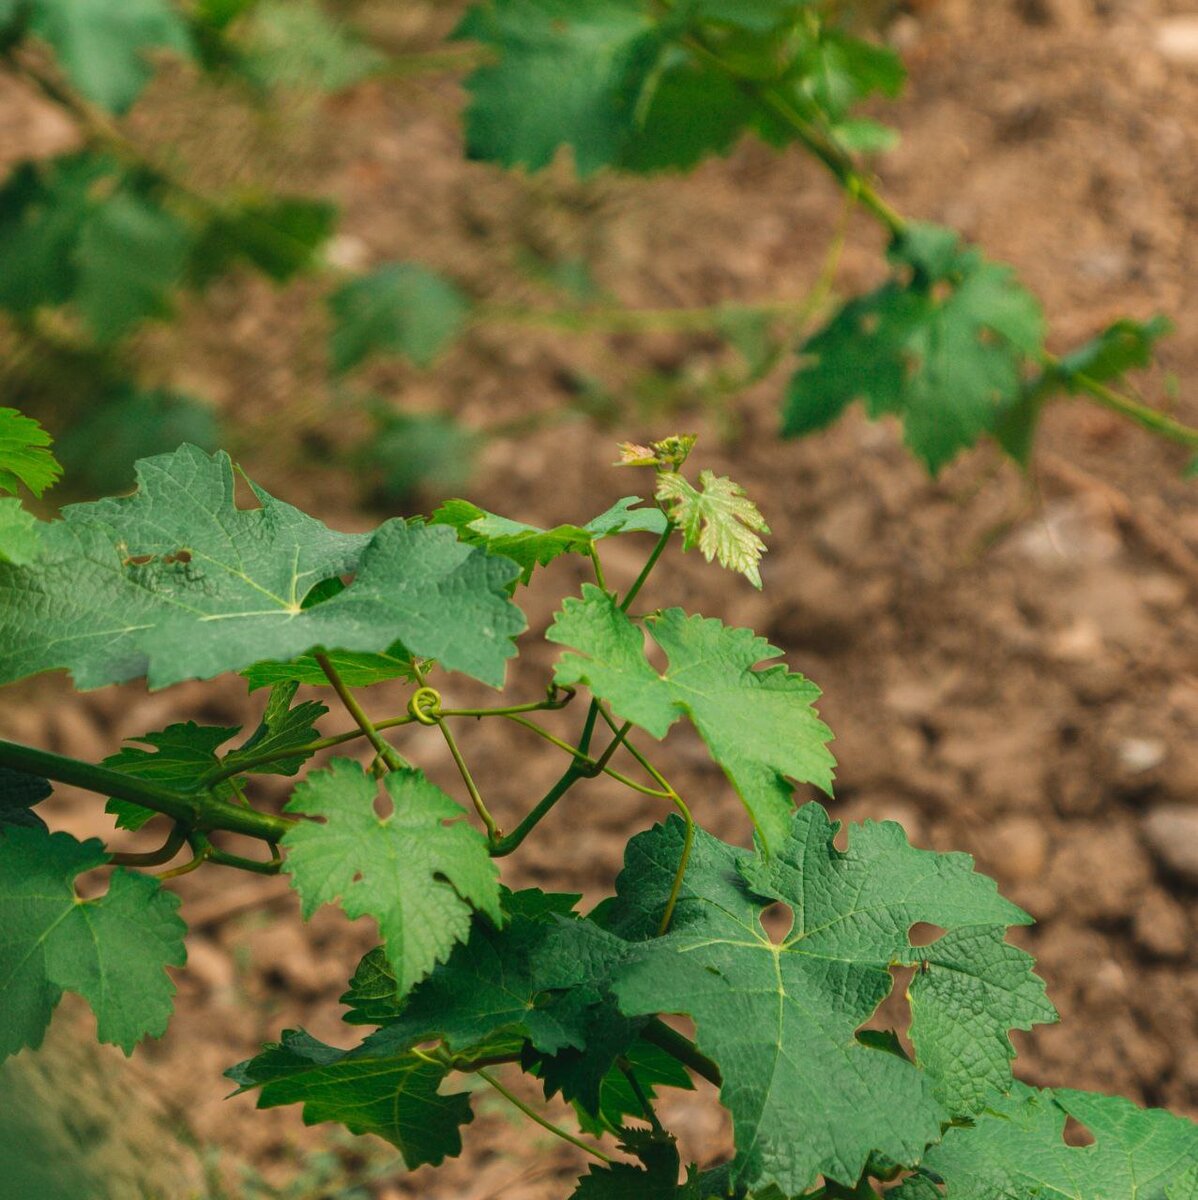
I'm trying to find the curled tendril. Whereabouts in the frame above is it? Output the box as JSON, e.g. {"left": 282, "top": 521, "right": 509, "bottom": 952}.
{"left": 408, "top": 687, "right": 443, "bottom": 726}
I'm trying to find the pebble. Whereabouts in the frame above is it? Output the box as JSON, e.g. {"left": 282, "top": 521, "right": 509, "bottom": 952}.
{"left": 1133, "top": 890, "right": 1190, "bottom": 961}
{"left": 1117, "top": 737, "right": 1167, "bottom": 775}
{"left": 990, "top": 816, "right": 1050, "bottom": 883}
{"left": 1143, "top": 805, "right": 1198, "bottom": 885}
{"left": 1156, "top": 18, "right": 1198, "bottom": 65}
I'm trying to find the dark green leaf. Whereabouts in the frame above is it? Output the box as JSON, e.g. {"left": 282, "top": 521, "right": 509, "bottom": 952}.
{"left": 329, "top": 264, "right": 470, "bottom": 373}
{"left": 785, "top": 225, "right": 1045, "bottom": 473}
{"left": 609, "top": 806, "right": 1053, "bottom": 1193}
{"left": 0, "top": 825, "right": 186, "bottom": 1060}
{"left": 0, "top": 767, "right": 51, "bottom": 831}
{"left": 0, "top": 445, "right": 525, "bottom": 690}
{"left": 190, "top": 196, "right": 336, "bottom": 285}
{"left": 242, "top": 644, "right": 421, "bottom": 691}
{"left": 1056, "top": 315, "right": 1173, "bottom": 387}
{"left": 228, "top": 1028, "right": 472, "bottom": 1168}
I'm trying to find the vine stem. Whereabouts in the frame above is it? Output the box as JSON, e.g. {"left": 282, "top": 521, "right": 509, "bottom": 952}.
{"left": 0, "top": 736, "right": 292, "bottom": 842}
{"left": 1052, "top": 360, "right": 1198, "bottom": 450}
{"left": 109, "top": 823, "right": 188, "bottom": 869}
{"left": 641, "top": 1019, "right": 722, "bottom": 1089}
{"left": 202, "top": 695, "right": 572, "bottom": 785}
{"left": 411, "top": 673, "right": 500, "bottom": 842}
{"left": 475, "top": 1068, "right": 615, "bottom": 1164}
{"left": 620, "top": 523, "right": 673, "bottom": 612}
{"left": 595, "top": 707, "right": 694, "bottom": 935}
{"left": 314, "top": 653, "right": 406, "bottom": 772}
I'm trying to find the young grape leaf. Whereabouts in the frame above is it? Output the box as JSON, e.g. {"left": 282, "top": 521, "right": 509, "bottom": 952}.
{"left": 655, "top": 470, "right": 769, "bottom": 588}
{"left": 232, "top": 680, "right": 327, "bottom": 775}
{"left": 0, "top": 498, "right": 42, "bottom": 566}
{"left": 608, "top": 806, "right": 1052, "bottom": 1194}
{"left": 0, "top": 445, "right": 525, "bottom": 689}
{"left": 227, "top": 1028, "right": 472, "bottom": 1168}
{"left": 0, "top": 408, "right": 61, "bottom": 497}
{"left": 893, "top": 1083, "right": 1198, "bottom": 1199}
{"left": 432, "top": 496, "right": 667, "bottom": 584}
{"left": 283, "top": 760, "right": 502, "bottom": 997}
{"left": 24, "top": 0, "right": 193, "bottom": 113}
{"left": 0, "top": 826, "right": 186, "bottom": 1060}
{"left": 0, "top": 767, "right": 51, "bottom": 831}
{"left": 242, "top": 644, "right": 421, "bottom": 691}
{"left": 785, "top": 224, "right": 1045, "bottom": 473}
{"left": 548, "top": 586, "right": 834, "bottom": 851}
{"left": 328, "top": 264, "right": 470, "bottom": 373}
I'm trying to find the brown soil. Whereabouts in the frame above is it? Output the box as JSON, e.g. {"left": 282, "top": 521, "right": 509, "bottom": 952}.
{"left": 2, "top": 0, "right": 1198, "bottom": 1196}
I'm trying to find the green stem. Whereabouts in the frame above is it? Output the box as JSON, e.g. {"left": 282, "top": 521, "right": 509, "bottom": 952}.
{"left": 641, "top": 1019, "right": 722, "bottom": 1089}
{"left": 619, "top": 1060, "right": 665, "bottom": 1134}
{"left": 490, "top": 764, "right": 584, "bottom": 858}
{"left": 0, "top": 738, "right": 292, "bottom": 842}
{"left": 314, "top": 653, "right": 406, "bottom": 771}
{"left": 620, "top": 524, "right": 673, "bottom": 612}
{"left": 475, "top": 1068, "right": 614, "bottom": 1164}
{"left": 109, "top": 823, "right": 188, "bottom": 869}
{"left": 1053, "top": 360, "right": 1198, "bottom": 450}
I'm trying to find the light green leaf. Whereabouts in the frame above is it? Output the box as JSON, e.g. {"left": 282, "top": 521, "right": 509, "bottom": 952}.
{"left": 895, "top": 1083, "right": 1198, "bottom": 1199}
{"left": 25, "top": 0, "right": 192, "bottom": 113}
{"left": 283, "top": 760, "right": 502, "bottom": 996}
{"left": 785, "top": 224, "right": 1045, "bottom": 473}
{"left": 610, "top": 806, "right": 1051, "bottom": 1194}
{"left": 0, "top": 825, "right": 186, "bottom": 1060}
{"left": 236, "top": 0, "right": 383, "bottom": 92}
{"left": 329, "top": 264, "right": 470, "bottom": 373}
{"left": 0, "top": 408, "right": 61, "bottom": 498}
{"left": 242, "top": 645, "right": 421, "bottom": 691}
{"left": 0, "top": 444, "right": 525, "bottom": 690}
{"left": 1057, "top": 315, "right": 1173, "bottom": 387}
{"left": 432, "top": 496, "right": 667, "bottom": 584}
{"left": 655, "top": 470, "right": 768, "bottom": 588}
{"left": 0, "top": 498, "right": 42, "bottom": 566}
{"left": 548, "top": 586, "right": 834, "bottom": 849}
{"left": 227, "top": 1028, "right": 472, "bottom": 1168}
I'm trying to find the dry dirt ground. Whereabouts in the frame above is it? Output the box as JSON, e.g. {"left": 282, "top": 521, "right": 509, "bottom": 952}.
{"left": 2, "top": 0, "right": 1198, "bottom": 1196}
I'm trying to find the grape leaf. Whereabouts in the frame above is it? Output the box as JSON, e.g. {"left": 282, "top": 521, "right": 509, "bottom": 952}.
{"left": 1056, "top": 315, "right": 1173, "bottom": 387}
{"left": 102, "top": 683, "right": 327, "bottom": 830}
{"left": 548, "top": 586, "right": 834, "bottom": 850}
{"left": 328, "top": 264, "right": 470, "bottom": 373}
{"left": 608, "top": 806, "right": 1051, "bottom": 1194}
{"left": 55, "top": 387, "right": 219, "bottom": 495}
{"left": 785, "top": 224, "right": 1045, "bottom": 473}
{"left": 0, "top": 444, "right": 525, "bottom": 690}
{"left": 0, "top": 826, "right": 186, "bottom": 1060}
{"left": 25, "top": 0, "right": 193, "bottom": 113}
{"left": 73, "top": 191, "right": 193, "bottom": 341}
{"left": 227, "top": 1028, "right": 472, "bottom": 1168}
{"left": 432, "top": 496, "right": 667, "bottom": 584}
{"left": 454, "top": 0, "right": 666, "bottom": 175}
{"left": 0, "top": 498, "right": 42, "bottom": 566}
{"left": 359, "top": 408, "right": 481, "bottom": 503}
{"left": 189, "top": 196, "right": 337, "bottom": 285}
{"left": 242, "top": 645, "right": 421, "bottom": 691}
{"left": 0, "top": 767, "right": 51, "bottom": 831}
{"left": 236, "top": 0, "right": 383, "bottom": 93}
{"left": 655, "top": 470, "right": 769, "bottom": 588}
{"left": 894, "top": 1083, "right": 1198, "bottom": 1199}
{"left": 0, "top": 407, "right": 61, "bottom": 497}
{"left": 103, "top": 721, "right": 242, "bottom": 831}
{"left": 573, "top": 1036, "right": 693, "bottom": 1137}
{"left": 283, "top": 760, "right": 502, "bottom": 997}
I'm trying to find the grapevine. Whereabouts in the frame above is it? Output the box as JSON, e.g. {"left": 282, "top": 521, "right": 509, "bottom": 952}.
{"left": 0, "top": 429, "right": 1194, "bottom": 1197}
